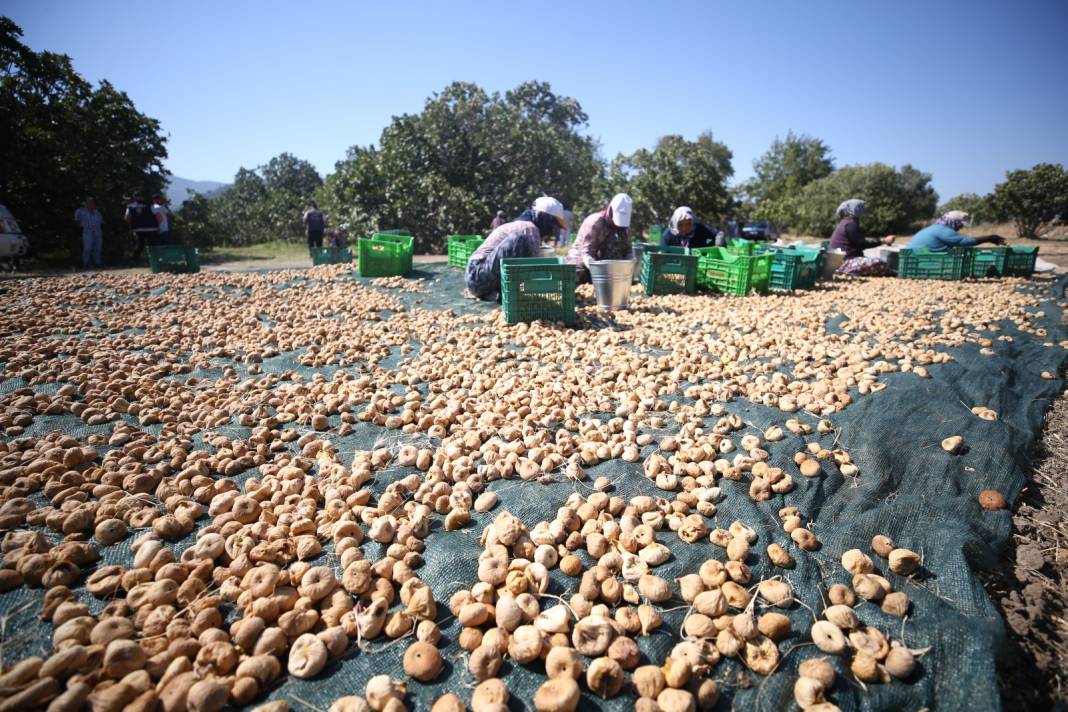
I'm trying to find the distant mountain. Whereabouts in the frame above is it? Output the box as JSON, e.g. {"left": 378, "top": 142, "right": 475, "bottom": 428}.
{"left": 167, "top": 176, "right": 229, "bottom": 206}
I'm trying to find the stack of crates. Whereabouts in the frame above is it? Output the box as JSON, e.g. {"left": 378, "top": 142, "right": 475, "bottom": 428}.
{"left": 500, "top": 258, "right": 576, "bottom": 325}
{"left": 147, "top": 245, "right": 200, "bottom": 274}
{"left": 755, "top": 245, "right": 824, "bottom": 291}
{"left": 447, "top": 235, "right": 484, "bottom": 268}
{"left": 691, "top": 247, "right": 772, "bottom": 295}
{"left": 968, "top": 246, "right": 1038, "bottom": 278}
{"left": 358, "top": 233, "right": 414, "bottom": 277}
{"left": 897, "top": 248, "right": 970, "bottom": 280}
{"left": 311, "top": 247, "right": 352, "bottom": 266}
{"left": 640, "top": 246, "right": 697, "bottom": 295}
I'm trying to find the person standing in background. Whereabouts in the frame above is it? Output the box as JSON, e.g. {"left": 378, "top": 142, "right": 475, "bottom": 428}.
{"left": 125, "top": 194, "right": 158, "bottom": 261}
{"left": 74, "top": 197, "right": 104, "bottom": 269}
{"left": 303, "top": 202, "right": 326, "bottom": 258}
{"left": 151, "top": 195, "right": 172, "bottom": 244}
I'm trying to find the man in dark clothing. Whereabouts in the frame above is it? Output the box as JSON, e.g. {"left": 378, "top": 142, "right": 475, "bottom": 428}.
{"left": 303, "top": 202, "right": 326, "bottom": 259}
{"left": 125, "top": 194, "right": 158, "bottom": 261}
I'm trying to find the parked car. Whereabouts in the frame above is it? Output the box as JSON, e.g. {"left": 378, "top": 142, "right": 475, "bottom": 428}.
{"left": 0, "top": 203, "right": 29, "bottom": 270}
{"left": 741, "top": 220, "right": 779, "bottom": 241}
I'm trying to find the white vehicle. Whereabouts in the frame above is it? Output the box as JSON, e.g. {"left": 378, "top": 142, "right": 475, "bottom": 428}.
{"left": 0, "top": 203, "right": 29, "bottom": 269}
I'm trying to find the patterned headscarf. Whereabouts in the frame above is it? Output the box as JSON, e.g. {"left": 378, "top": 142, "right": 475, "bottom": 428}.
{"left": 935, "top": 210, "right": 970, "bottom": 231}
{"left": 836, "top": 199, "right": 865, "bottom": 218}
{"left": 668, "top": 206, "right": 697, "bottom": 236}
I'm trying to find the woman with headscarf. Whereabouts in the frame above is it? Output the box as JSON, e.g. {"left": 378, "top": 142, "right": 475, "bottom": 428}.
{"left": 659, "top": 207, "right": 725, "bottom": 249}
{"left": 566, "top": 193, "right": 634, "bottom": 283}
{"left": 906, "top": 211, "right": 1005, "bottom": 251}
{"left": 464, "top": 197, "right": 566, "bottom": 301}
{"left": 829, "top": 199, "right": 895, "bottom": 276}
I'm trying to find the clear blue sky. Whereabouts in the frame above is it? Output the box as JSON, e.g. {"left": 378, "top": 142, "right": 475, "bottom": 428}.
{"left": 6, "top": 0, "right": 1068, "bottom": 201}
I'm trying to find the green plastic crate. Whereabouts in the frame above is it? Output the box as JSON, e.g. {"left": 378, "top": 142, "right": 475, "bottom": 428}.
{"left": 642, "top": 245, "right": 689, "bottom": 255}
{"left": 447, "top": 235, "right": 484, "bottom": 268}
{"left": 147, "top": 245, "right": 199, "bottom": 274}
{"left": 968, "top": 247, "right": 1007, "bottom": 277}
{"left": 311, "top": 247, "right": 353, "bottom": 266}
{"left": 756, "top": 246, "right": 824, "bottom": 290}
{"left": 691, "top": 247, "right": 772, "bottom": 295}
{"left": 500, "top": 258, "right": 576, "bottom": 325}
{"left": 1003, "top": 246, "right": 1038, "bottom": 277}
{"left": 966, "top": 246, "right": 1038, "bottom": 278}
{"left": 728, "top": 238, "right": 755, "bottom": 255}
{"left": 378, "top": 229, "right": 412, "bottom": 236}
{"left": 359, "top": 235, "right": 413, "bottom": 277}
{"left": 897, "top": 248, "right": 969, "bottom": 280}
{"left": 648, "top": 224, "right": 665, "bottom": 242}
{"left": 641, "top": 251, "right": 698, "bottom": 295}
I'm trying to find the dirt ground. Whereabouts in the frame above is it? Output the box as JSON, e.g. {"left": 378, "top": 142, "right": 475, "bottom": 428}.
{"left": 982, "top": 283, "right": 1068, "bottom": 710}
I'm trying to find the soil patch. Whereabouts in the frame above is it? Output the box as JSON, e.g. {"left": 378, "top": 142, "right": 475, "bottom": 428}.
{"left": 984, "top": 286, "right": 1068, "bottom": 710}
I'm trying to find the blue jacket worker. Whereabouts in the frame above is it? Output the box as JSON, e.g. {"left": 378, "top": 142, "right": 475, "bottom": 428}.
{"left": 465, "top": 196, "right": 566, "bottom": 301}
{"left": 907, "top": 211, "right": 1005, "bottom": 251}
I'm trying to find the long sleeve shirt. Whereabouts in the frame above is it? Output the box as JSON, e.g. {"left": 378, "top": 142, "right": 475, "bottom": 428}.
{"left": 828, "top": 218, "right": 881, "bottom": 258}
{"left": 566, "top": 212, "right": 632, "bottom": 279}
{"left": 906, "top": 224, "right": 978, "bottom": 252}
{"left": 74, "top": 208, "right": 104, "bottom": 239}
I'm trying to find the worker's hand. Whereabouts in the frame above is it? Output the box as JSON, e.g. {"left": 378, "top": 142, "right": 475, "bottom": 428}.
{"left": 986, "top": 235, "right": 1006, "bottom": 246}
{"left": 881, "top": 235, "right": 896, "bottom": 245}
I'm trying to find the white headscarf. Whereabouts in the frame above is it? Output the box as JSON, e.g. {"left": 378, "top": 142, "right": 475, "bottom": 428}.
{"left": 668, "top": 206, "right": 696, "bottom": 235}
{"left": 836, "top": 199, "right": 865, "bottom": 218}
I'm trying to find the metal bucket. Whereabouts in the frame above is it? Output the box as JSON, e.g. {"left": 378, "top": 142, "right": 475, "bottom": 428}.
{"left": 589, "top": 259, "right": 634, "bottom": 309}
{"left": 631, "top": 243, "right": 646, "bottom": 283}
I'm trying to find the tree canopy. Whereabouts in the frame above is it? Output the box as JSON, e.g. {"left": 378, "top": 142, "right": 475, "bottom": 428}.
{"left": 608, "top": 132, "right": 734, "bottom": 236}
{"left": 749, "top": 132, "right": 833, "bottom": 205}
{"left": 322, "top": 81, "right": 602, "bottom": 253}
{"left": 179, "top": 153, "right": 322, "bottom": 246}
{"left": 989, "top": 163, "right": 1068, "bottom": 238}
{"left": 0, "top": 17, "right": 167, "bottom": 261}
{"left": 777, "top": 163, "right": 938, "bottom": 237}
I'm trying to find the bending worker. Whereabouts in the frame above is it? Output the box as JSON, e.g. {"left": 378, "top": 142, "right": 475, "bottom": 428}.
{"left": 566, "top": 193, "right": 633, "bottom": 283}
{"left": 660, "top": 206, "right": 725, "bottom": 249}
{"left": 906, "top": 211, "right": 1005, "bottom": 251}
{"left": 464, "top": 196, "right": 566, "bottom": 301}
{"left": 829, "top": 199, "right": 895, "bottom": 276}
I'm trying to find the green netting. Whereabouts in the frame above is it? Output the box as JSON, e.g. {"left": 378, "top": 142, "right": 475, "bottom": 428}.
{"left": 0, "top": 264, "right": 1065, "bottom": 712}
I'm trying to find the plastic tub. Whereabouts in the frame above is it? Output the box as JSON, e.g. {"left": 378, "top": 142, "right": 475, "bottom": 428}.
{"left": 589, "top": 260, "right": 634, "bottom": 309}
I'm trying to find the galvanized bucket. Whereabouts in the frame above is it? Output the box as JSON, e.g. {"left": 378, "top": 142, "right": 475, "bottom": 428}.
{"left": 589, "top": 259, "right": 634, "bottom": 309}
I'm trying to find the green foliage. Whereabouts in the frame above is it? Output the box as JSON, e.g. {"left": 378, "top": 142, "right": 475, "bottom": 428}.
{"left": 323, "top": 81, "right": 603, "bottom": 253}
{"left": 989, "top": 163, "right": 1068, "bottom": 238}
{"left": 173, "top": 192, "right": 215, "bottom": 250}
{"left": 0, "top": 17, "right": 167, "bottom": 262}
{"left": 202, "top": 154, "right": 322, "bottom": 246}
{"left": 781, "top": 163, "right": 939, "bottom": 237}
{"left": 747, "top": 131, "right": 834, "bottom": 225}
{"left": 607, "top": 132, "right": 734, "bottom": 237}
{"left": 937, "top": 193, "right": 993, "bottom": 225}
